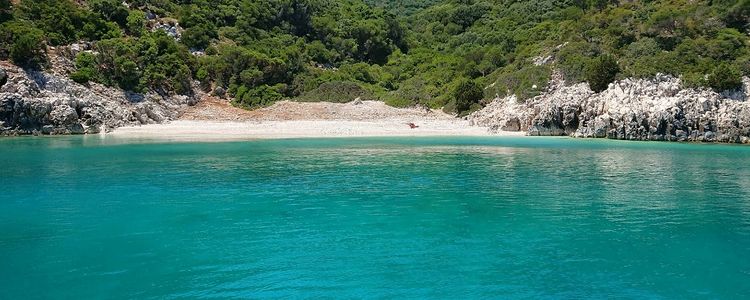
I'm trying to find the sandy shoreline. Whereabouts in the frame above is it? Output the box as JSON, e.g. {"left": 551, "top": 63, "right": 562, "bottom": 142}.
{"left": 108, "top": 99, "right": 522, "bottom": 141}
{"left": 109, "top": 120, "right": 522, "bottom": 141}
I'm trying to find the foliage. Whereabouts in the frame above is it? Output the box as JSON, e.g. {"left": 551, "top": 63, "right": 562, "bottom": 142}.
{"left": 2, "top": 0, "right": 749, "bottom": 109}
{"left": 233, "top": 84, "right": 284, "bottom": 108}
{"left": 556, "top": 41, "right": 596, "bottom": 83}
{"left": 708, "top": 63, "right": 743, "bottom": 92}
{"left": 488, "top": 64, "right": 551, "bottom": 101}
{"left": 70, "top": 69, "right": 93, "bottom": 84}
{"left": 73, "top": 52, "right": 99, "bottom": 82}
{"left": 89, "top": 31, "right": 194, "bottom": 93}
{"left": 126, "top": 10, "right": 146, "bottom": 36}
{"left": 451, "top": 79, "right": 483, "bottom": 115}
{"left": 364, "top": 0, "right": 441, "bottom": 16}
{"left": 0, "top": 21, "right": 46, "bottom": 67}
{"left": 585, "top": 55, "right": 620, "bottom": 93}
{"left": 16, "top": 0, "right": 122, "bottom": 45}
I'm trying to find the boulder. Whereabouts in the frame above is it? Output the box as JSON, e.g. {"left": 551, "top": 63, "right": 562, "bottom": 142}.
{"left": 213, "top": 86, "right": 226, "bottom": 97}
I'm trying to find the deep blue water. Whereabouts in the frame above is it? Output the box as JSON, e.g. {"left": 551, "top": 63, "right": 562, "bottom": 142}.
{"left": 1, "top": 136, "right": 750, "bottom": 299}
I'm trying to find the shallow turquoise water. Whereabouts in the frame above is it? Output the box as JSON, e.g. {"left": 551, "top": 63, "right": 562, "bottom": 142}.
{"left": 1, "top": 136, "right": 750, "bottom": 299}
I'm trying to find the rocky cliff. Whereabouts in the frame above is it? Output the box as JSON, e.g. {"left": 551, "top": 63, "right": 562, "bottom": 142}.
{"left": 0, "top": 62, "right": 197, "bottom": 135}
{"left": 470, "top": 73, "right": 750, "bottom": 143}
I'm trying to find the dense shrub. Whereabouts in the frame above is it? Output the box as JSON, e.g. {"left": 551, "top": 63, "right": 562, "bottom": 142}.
{"left": 70, "top": 69, "right": 93, "bottom": 84}
{"left": 126, "top": 10, "right": 146, "bottom": 36}
{"left": 10, "top": 28, "right": 46, "bottom": 68}
{"left": 586, "top": 55, "right": 620, "bottom": 93}
{"left": 3, "top": 0, "right": 750, "bottom": 108}
{"left": 181, "top": 24, "right": 216, "bottom": 50}
{"left": 89, "top": 0, "right": 129, "bottom": 26}
{"left": 708, "top": 63, "right": 743, "bottom": 92}
{"left": 233, "top": 84, "right": 284, "bottom": 108}
{"left": 72, "top": 52, "right": 99, "bottom": 82}
{"left": 86, "top": 31, "right": 194, "bottom": 93}
{"left": 451, "top": 79, "right": 483, "bottom": 115}
{"left": 555, "top": 42, "right": 597, "bottom": 83}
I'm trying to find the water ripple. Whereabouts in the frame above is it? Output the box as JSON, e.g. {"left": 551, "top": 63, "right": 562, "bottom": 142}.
{"left": 0, "top": 137, "right": 749, "bottom": 298}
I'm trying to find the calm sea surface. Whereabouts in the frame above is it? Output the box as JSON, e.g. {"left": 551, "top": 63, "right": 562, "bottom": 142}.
{"left": 1, "top": 136, "right": 749, "bottom": 299}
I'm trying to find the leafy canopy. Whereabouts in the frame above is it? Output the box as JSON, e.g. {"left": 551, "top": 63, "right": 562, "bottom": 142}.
{"left": 0, "top": 0, "right": 747, "bottom": 112}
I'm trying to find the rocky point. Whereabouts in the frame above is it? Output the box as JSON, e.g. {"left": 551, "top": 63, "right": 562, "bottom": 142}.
{"left": 470, "top": 72, "right": 750, "bottom": 143}
{"left": 0, "top": 62, "right": 197, "bottom": 136}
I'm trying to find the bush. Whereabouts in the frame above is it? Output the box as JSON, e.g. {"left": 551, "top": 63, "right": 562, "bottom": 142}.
{"left": 70, "top": 69, "right": 93, "bottom": 83}
{"left": 585, "top": 55, "right": 620, "bottom": 93}
{"left": 390, "top": 77, "right": 434, "bottom": 107}
{"left": 126, "top": 10, "right": 146, "bottom": 36}
{"left": 181, "top": 24, "right": 216, "bottom": 50}
{"left": 196, "top": 68, "right": 210, "bottom": 90}
{"left": 451, "top": 79, "right": 483, "bottom": 115}
{"left": 89, "top": 0, "right": 129, "bottom": 26}
{"left": 556, "top": 42, "right": 596, "bottom": 83}
{"left": 10, "top": 29, "right": 46, "bottom": 67}
{"left": 234, "top": 84, "right": 284, "bottom": 108}
{"left": 73, "top": 52, "right": 99, "bottom": 83}
{"left": 307, "top": 40, "right": 334, "bottom": 64}
{"left": 116, "top": 59, "right": 141, "bottom": 91}
{"left": 708, "top": 63, "right": 743, "bottom": 92}
{"left": 488, "top": 64, "right": 551, "bottom": 101}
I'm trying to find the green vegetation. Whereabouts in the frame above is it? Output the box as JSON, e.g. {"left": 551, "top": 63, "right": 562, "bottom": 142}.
{"left": 450, "top": 79, "right": 483, "bottom": 116}
{"left": 8, "top": 25, "right": 45, "bottom": 67}
{"left": 1, "top": 0, "right": 748, "bottom": 114}
{"left": 363, "top": 0, "right": 442, "bottom": 16}
{"left": 708, "top": 63, "right": 743, "bottom": 92}
{"left": 586, "top": 55, "right": 620, "bottom": 93}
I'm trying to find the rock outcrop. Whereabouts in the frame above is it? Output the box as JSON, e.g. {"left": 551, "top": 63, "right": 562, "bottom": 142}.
{"left": 0, "top": 62, "right": 197, "bottom": 136}
{"left": 470, "top": 73, "right": 750, "bottom": 143}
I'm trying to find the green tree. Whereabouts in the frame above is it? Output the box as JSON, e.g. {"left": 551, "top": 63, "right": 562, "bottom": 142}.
{"left": 307, "top": 40, "right": 334, "bottom": 64}
{"left": 17, "top": 0, "right": 85, "bottom": 45}
{"left": 10, "top": 29, "right": 46, "bottom": 67}
{"left": 585, "top": 55, "right": 620, "bottom": 93}
{"left": 116, "top": 59, "right": 140, "bottom": 91}
{"left": 452, "top": 79, "right": 483, "bottom": 114}
{"left": 126, "top": 10, "right": 146, "bottom": 36}
{"left": 708, "top": 63, "right": 743, "bottom": 92}
{"left": 89, "top": 0, "right": 129, "bottom": 26}
{"left": 181, "top": 24, "right": 215, "bottom": 49}
{"left": 71, "top": 52, "right": 99, "bottom": 84}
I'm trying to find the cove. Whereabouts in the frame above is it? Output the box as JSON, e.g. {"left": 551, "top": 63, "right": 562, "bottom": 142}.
{"left": 1, "top": 136, "right": 749, "bottom": 298}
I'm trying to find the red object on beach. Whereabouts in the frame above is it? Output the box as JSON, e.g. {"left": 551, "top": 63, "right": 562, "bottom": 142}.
{"left": 407, "top": 122, "right": 419, "bottom": 129}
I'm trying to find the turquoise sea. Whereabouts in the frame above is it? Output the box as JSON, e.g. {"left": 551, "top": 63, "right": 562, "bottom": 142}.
{"left": 1, "top": 136, "right": 749, "bottom": 299}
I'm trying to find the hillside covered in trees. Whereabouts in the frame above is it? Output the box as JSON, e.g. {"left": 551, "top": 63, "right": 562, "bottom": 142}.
{"left": 1, "top": 0, "right": 748, "bottom": 115}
